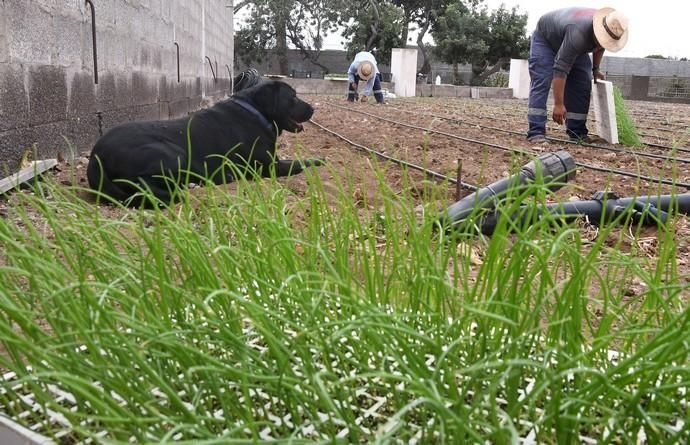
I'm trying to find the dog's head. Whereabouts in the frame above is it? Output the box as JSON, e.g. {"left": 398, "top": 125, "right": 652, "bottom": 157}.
{"left": 236, "top": 80, "right": 314, "bottom": 134}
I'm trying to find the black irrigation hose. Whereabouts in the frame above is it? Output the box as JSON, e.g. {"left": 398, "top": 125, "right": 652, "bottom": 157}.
{"left": 385, "top": 103, "right": 690, "bottom": 163}
{"left": 448, "top": 100, "right": 686, "bottom": 135}
{"left": 309, "top": 119, "right": 479, "bottom": 191}
{"left": 402, "top": 100, "right": 690, "bottom": 155}
{"left": 325, "top": 102, "right": 690, "bottom": 189}
{"left": 442, "top": 98, "right": 690, "bottom": 130}
{"left": 404, "top": 98, "right": 690, "bottom": 151}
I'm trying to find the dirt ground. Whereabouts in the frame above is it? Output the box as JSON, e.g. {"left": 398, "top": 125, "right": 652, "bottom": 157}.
{"left": 285, "top": 94, "right": 690, "bottom": 281}
{"left": 2, "top": 94, "right": 690, "bottom": 279}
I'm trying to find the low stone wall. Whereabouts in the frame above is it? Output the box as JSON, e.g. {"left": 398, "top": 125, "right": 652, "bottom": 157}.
{"left": 278, "top": 78, "right": 513, "bottom": 99}
{"left": 416, "top": 84, "right": 513, "bottom": 99}
{"left": 279, "top": 77, "right": 393, "bottom": 96}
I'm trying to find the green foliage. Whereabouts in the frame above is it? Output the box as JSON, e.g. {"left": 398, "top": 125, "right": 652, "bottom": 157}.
{"left": 613, "top": 86, "right": 644, "bottom": 147}
{"left": 482, "top": 71, "right": 509, "bottom": 87}
{"left": 433, "top": 3, "right": 486, "bottom": 66}
{"left": 235, "top": 0, "right": 346, "bottom": 73}
{"left": 390, "top": 0, "right": 452, "bottom": 74}
{"left": 432, "top": 3, "right": 529, "bottom": 85}
{"left": 341, "top": 1, "right": 405, "bottom": 63}
{"left": 0, "top": 160, "right": 688, "bottom": 443}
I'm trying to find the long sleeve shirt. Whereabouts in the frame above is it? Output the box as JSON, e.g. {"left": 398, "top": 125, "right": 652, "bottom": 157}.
{"left": 347, "top": 51, "right": 380, "bottom": 96}
{"left": 536, "top": 8, "right": 599, "bottom": 78}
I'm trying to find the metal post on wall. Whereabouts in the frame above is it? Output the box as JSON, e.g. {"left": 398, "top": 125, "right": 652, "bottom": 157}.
{"left": 205, "top": 56, "right": 217, "bottom": 82}
{"left": 174, "top": 42, "right": 180, "bottom": 82}
{"left": 85, "top": 0, "right": 98, "bottom": 84}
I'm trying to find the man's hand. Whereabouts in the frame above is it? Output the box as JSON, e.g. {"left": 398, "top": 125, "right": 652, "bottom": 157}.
{"left": 593, "top": 70, "right": 606, "bottom": 84}
{"left": 552, "top": 104, "right": 567, "bottom": 125}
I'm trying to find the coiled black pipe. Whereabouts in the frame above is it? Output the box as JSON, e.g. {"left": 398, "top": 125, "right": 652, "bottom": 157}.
{"left": 439, "top": 150, "right": 577, "bottom": 227}
{"left": 472, "top": 193, "right": 690, "bottom": 235}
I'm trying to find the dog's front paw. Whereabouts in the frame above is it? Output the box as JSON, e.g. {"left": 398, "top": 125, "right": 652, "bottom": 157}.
{"left": 302, "top": 158, "right": 326, "bottom": 168}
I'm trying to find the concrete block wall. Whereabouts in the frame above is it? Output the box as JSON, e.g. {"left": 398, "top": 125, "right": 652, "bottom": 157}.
{"left": 0, "top": 0, "right": 233, "bottom": 172}
{"left": 601, "top": 57, "right": 690, "bottom": 77}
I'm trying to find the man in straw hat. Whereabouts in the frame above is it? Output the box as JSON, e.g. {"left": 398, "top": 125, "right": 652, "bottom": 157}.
{"left": 347, "top": 51, "right": 385, "bottom": 104}
{"left": 526, "top": 7, "right": 629, "bottom": 143}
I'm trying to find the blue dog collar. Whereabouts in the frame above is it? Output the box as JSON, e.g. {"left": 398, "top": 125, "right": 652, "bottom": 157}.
{"left": 231, "top": 98, "right": 275, "bottom": 134}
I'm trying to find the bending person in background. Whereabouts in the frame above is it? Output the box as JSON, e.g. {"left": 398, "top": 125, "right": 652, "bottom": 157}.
{"left": 527, "top": 7, "right": 629, "bottom": 143}
{"left": 347, "top": 51, "right": 385, "bottom": 104}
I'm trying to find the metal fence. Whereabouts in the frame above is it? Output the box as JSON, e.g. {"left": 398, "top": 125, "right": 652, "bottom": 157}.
{"left": 649, "top": 76, "right": 690, "bottom": 98}
{"left": 607, "top": 74, "right": 690, "bottom": 101}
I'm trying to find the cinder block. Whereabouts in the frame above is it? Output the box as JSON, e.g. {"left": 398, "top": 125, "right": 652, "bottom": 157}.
{"left": 509, "top": 59, "right": 530, "bottom": 99}
{"left": 591, "top": 80, "right": 619, "bottom": 144}
{"left": 456, "top": 86, "right": 471, "bottom": 98}
{"left": 131, "top": 71, "right": 160, "bottom": 107}
{"left": 28, "top": 65, "right": 68, "bottom": 126}
{"left": 51, "top": 12, "right": 84, "bottom": 69}
{"left": 0, "top": 4, "right": 8, "bottom": 63}
{"left": 100, "top": 104, "right": 160, "bottom": 133}
{"left": 0, "top": 130, "right": 26, "bottom": 172}
{"left": 159, "top": 101, "right": 171, "bottom": 120}
{"left": 94, "top": 73, "right": 118, "bottom": 111}
{"left": 6, "top": 2, "right": 54, "bottom": 65}
{"left": 470, "top": 86, "right": 513, "bottom": 99}
{"left": 0, "top": 65, "right": 29, "bottom": 131}
{"left": 416, "top": 84, "right": 432, "bottom": 97}
{"left": 67, "top": 71, "right": 96, "bottom": 117}
{"left": 431, "top": 85, "right": 458, "bottom": 97}
{"left": 168, "top": 97, "right": 191, "bottom": 118}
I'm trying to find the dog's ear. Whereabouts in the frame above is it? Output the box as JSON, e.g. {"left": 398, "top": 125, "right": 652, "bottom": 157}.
{"left": 246, "top": 81, "right": 283, "bottom": 119}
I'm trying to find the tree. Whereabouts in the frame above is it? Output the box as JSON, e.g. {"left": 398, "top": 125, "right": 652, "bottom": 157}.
{"left": 432, "top": 2, "right": 528, "bottom": 85}
{"left": 341, "top": 0, "right": 404, "bottom": 64}
{"left": 234, "top": 0, "right": 292, "bottom": 74}
{"left": 390, "top": 0, "right": 456, "bottom": 75}
{"left": 473, "top": 5, "right": 529, "bottom": 84}
{"left": 286, "top": 0, "right": 347, "bottom": 74}
{"left": 432, "top": 2, "right": 487, "bottom": 84}
{"left": 235, "top": 0, "right": 345, "bottom": 75}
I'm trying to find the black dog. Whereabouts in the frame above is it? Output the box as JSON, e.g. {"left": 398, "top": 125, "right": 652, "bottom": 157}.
{"left": 87, "top": 80, "right": 322, "bottom": 205}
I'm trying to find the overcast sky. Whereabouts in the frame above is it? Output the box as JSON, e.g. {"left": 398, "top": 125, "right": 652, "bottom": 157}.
{"left": 481, "top": 1, "right": 688, "bottom": 59}
{"left": 313, "top": 1, "right": 689, "bottom": 59}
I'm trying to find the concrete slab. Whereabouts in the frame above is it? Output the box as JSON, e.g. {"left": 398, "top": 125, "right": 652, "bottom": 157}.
{"left": 509, "top": 59, "right": 530, "bottom": 99}
{"left": 0, "top": 159, "right": 58, "bottom": 194}
{"left": 390, "top": 48, "right": 417, "bottom": 97}
{"left": 470, "top": 87, "right": 513, "bottom": 99}
{"left": 0, "top": 415, "right": 55, "bottom": 445}
{"left": 591, "top": 80, "right": 619, "bottom": 144}
{"left": 417, "top": 84, "right": 432, "bottom": 97}
{"left": 456, "top": 87, "right": 472, "bottom": 98}
{"left": 431, "top": 85, "right": 459, "bottom": 97}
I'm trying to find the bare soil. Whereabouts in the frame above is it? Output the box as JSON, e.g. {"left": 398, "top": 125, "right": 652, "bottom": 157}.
{"left": 2, "top": 94, "right": 690, "bottom": 280}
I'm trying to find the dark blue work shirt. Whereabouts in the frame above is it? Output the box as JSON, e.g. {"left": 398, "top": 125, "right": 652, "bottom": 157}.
{"left": 536, "top": 7, "right": 599, "bottom": 78}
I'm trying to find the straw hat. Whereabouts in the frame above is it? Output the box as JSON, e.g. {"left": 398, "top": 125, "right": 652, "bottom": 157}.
{"left": 593, "top": 7, "right": 629, "bottom": 53}
{"left": 357, "top": 61, "right": 375, "bottom": 81}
